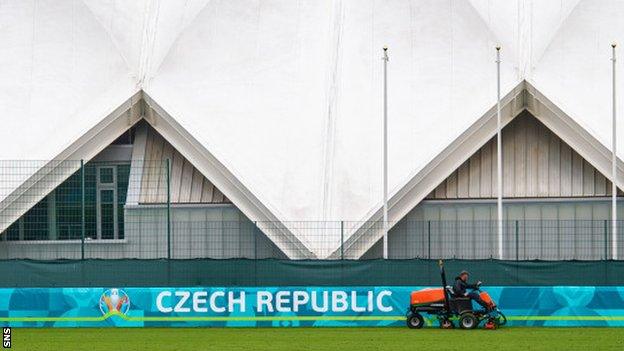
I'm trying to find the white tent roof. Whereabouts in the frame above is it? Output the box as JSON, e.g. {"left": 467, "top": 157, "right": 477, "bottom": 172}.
{"left": 1, "top": 0, "right": 624, "bottom": 257}
{"left": 0, "top": 0, "right": 136, "bottom": 161}
{"left": 147, "top": 0, "right": 519, "bottom": 227}
{"left": 530, "top": 0, "right": 624, "bottom": 155}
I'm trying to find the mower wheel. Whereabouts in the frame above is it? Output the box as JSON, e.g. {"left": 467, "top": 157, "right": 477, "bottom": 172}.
{"left": 406, "top": 313, "right": 425, "bottom": 329}
{"left": 459, "top": 313, "right": 478, "bottom": 329}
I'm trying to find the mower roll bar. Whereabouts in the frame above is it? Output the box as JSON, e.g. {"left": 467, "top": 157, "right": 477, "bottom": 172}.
{"left": 438, "top": 260, "right": 450, "bottom": 312}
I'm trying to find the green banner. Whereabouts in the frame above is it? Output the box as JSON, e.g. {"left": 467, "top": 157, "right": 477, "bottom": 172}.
{"left": 1, "top": 259, "right": 623, "bottom": 287}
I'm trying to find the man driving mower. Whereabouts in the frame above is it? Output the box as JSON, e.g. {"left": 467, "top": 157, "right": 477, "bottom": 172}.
{"left": 406, "top": 262, "right": 506, "bottom": 329}
{"left": 453, "top": 270, "right": 490, "bottom": 311}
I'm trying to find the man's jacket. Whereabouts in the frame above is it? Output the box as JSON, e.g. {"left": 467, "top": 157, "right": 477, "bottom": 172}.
{"left": 452, "top": 277, "right": 479, "bottom": 296}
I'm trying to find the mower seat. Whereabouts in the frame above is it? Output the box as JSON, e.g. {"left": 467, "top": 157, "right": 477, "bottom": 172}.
{"left": 449, "top": 296, "right": 473, "bottom": 314}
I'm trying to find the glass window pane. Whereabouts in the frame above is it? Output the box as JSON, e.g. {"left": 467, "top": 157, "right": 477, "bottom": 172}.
{"left": 56, "top": 172, "right": 81, "bottom": 240}
{"left": 117, "top": 164, "right": 130, "bottom": 239}
{"left": 100, "top": 190, "right": 115, "bottom": 239}
{"left": 23, "top": 198, "right": 48, "bottom": 240}
{"left": 100, "top": 189, "right": 114, "bottom": 203}
{"left": 5, "top": 221, "right": 20, "bottom": 241}
{"left": 99, "top": 168, "right": 114, "bottom": 184}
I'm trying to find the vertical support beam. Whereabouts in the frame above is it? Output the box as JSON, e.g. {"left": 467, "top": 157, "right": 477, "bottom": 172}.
{"left": 496, "top": 46, "right": 504, "bottom": 259}
{"left": 605, "top": 219, "right": 609, "bottom": 260}
{"left": 254, "top": 221, "right": 258, "bottom": 286}
{"left": 340, "top": 221, "right": 344, "bottom": 260}
{"left": 166, "top": 158, "right": 171, "bottom": 260}
{"left": 253, "top": 221, "right": 258, "bottom": 260}
{"left": 612, "top": 43, "right": 618, "bottom": 260}
{"left": 382, "top": 46, "right": 389, "bottom": 260}
{"left": 427, "top": 220, "right": 431, "bottom": 260}
{"left": 515, "top": 220, "right": 519, "bottom": 261}
{"left": 126, "top": 123, "right": 148, "bottom": 206}
{"left": 81, "top": 159, "right": 85, "bottom": 260}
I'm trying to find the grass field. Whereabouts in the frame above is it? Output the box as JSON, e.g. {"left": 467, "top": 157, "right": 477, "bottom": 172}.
{"left": 7, "top": 327, "right": 624, "bottom": 351}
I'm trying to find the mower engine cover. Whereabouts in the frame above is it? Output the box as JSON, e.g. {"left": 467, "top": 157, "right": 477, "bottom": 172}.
{"left": 410, "top": 288, "right": 445, "bottom": 305}
{"left": 479, "top": 291, "right": 496, "bottom": 309}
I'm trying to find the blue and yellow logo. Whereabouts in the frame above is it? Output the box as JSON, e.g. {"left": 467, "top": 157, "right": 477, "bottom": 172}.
{"left": 99, "top": 288, "right": 130, "bottom": 316}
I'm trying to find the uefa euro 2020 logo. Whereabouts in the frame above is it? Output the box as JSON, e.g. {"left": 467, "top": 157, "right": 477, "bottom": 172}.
{"left": 99, "top": 288, "right": 130, "bottom": 316}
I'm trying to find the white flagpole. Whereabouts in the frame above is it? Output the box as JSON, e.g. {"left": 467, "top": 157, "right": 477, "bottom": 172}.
{"left": 496, "top": 46, "right": 503, "bottom": 260}
{"left": 382, "top": 46, "right": 389, "bottom": 259}
{"left": 612, "top": 43, "right": 618, "bottom": 260}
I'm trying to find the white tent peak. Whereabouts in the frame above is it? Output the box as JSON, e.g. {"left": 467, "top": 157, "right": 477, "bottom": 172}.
{"left": 469, "top": 0, "right": 581, "bottom": 80}
{"left": 81, "top": 0, "right": 212, "bottom": 88}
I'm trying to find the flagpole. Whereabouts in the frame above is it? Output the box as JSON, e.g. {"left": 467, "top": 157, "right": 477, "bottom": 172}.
{"left": 382, "top": 46, "right": 389, "bottom": 260}
{"left": 612, "top": 43, "right": 618, "bottom": 260}
{"left": 496, "top": 46, "right": 503, "bottom": 260}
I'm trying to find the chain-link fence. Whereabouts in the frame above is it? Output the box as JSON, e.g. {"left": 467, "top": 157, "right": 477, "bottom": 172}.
{"left": 1, "top": 160, "right": 624, "bottom": 261}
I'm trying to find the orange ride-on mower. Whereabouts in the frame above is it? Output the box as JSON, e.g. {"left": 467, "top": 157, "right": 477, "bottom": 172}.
{"left": 405, "top": 260, "right": 506, "bottom": 329}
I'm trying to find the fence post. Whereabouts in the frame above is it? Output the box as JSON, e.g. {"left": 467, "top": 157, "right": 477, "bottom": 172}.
{"left": 453, "top": 220, "right": 458, "bottom": 259}
{"left": 340, "top": 221, "right": 344, "bottom": 260}
{"left": 253, "top": 221, "right": 258, "bottom": 286}
{"left": 80, "top": 159, "right": 85, "bottom": 260}
{"left": 427, "top": 220, "right": 431, "bottom": 260}
{"left": 515, "top": 220, "right": 519, "bottom": 261}
{"left": 166, "top": 158, "right": 171, "bottom": 260}
{"left": 253, "top": 221, "right": 258, "bottom": 260}
{"left": 605, "top": 219, "right": 609, "bottom": 260}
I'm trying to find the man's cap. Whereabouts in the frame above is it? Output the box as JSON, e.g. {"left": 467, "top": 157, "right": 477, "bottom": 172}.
{"left": 459, "top": 270, "right": 469, "bottom": 276}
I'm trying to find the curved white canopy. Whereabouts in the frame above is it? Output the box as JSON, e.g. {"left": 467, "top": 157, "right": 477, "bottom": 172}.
{"left": 147, "top": 0, "right": 519, "bottom": 228}
{"left": 0, "top": 0, "right": 136, "bottom": 161}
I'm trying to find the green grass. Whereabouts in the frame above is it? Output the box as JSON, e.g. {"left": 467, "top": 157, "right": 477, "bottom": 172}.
{"left": 8, "top": 327, "right": 624, "bottom": 351}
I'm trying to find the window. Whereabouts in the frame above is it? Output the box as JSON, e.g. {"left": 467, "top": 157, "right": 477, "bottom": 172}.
{"left": 23, "top": 198, "right": 48, "bottom": 240}
{"left": 56, "top": 169, "right": 86, "bottom": 240}
{"left": 99, "top": 189, "right": 115, "bottom": 239}
{"left": 5, "top": 220, "right": 20, "bottom": 241}
{"left": 2, "top": 163, "right": 130, "bottom": 241}
{"left": 97, "top": 166, "right": 118, "bottom": 240}
{"left": 116, "top": 164, "right": 130, "bottom": 239}
{"left": 99, "top": 167, "right": 114, "bottom": 184}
